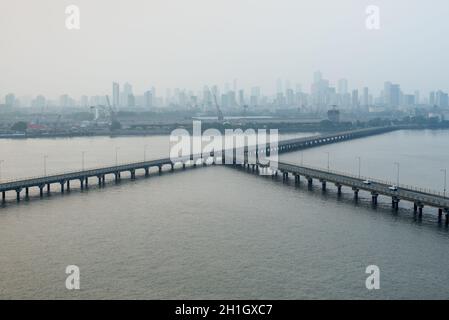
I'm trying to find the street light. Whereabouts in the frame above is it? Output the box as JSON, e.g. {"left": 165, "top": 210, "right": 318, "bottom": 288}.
{"left": 0, "top": 160, "right": 4, "bottom": 182}
{"left": 325, "top": 152, "right": 330, "bottom": 171}
{"left": 81, "top": 151, "right": 86, "bottom": 171}
{"left": 144, "top": 144, "right": 149, "bottom": 161}
{"left": 441, "top": 169, "right": 447, "bottom": 197}
{"left": 394, "top": 162, "right": 400, "bottom": 186}
{"left": 356, "top": 156, "right": 361, "bottom": 178}
{"left": 44, "top": 155, "right": 48, "bottom": 176}
{"left": 115, "top": 147, "right": 120, "bottom": 166}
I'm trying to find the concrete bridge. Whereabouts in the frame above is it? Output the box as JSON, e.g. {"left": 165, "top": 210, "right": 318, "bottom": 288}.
{"left": 4, "top": 125, "right": 442, "bottom": 225}
{"left": 248, "top": 161, "right": 449, "bottom": 225}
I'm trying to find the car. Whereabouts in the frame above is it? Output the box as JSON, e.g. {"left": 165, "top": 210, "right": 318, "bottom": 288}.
{"left": 363, "top": 180, "right": 371, "bottom": 185}
{"left": 389, "top": 185, "right": 398, "bottom": 191}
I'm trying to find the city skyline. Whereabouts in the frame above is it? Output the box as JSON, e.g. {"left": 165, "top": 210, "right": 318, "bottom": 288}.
{"left": 2, "top": 71, "right": 449, "bottom": 110}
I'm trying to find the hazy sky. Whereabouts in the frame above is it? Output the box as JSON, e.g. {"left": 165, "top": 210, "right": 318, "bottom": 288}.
{"left": 1, "top": 0, "right": 449, "bottom": 98}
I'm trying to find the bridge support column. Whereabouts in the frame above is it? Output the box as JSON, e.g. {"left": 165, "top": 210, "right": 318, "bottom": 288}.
{"left": 114, "top": 173, "right": 120, "bottom": 183}
{"left": 145, "top": 167, "right": 150, "bottom": 176}
{"left": 182, "top": 163, "right": 186, "bottom": 170}
{"left": 320, "top": 180, "right": 326, "bottom": 192}
{"left": 16, "top": 189, "right": 21, "bottom": 202}
{"left": 295, "top": 175, "right": 300, "bottom": 184}
{"left": 171, "top": 164, "right": 175, "bottom": 171}
{"left": 25, "top": 187, "right": 29, "bottom": 199}
{"left": 418, "top": 204, "right": 423, "bottom": 218}
{"left": 130, "top": 170, "right": 136, "bottom": 180}
{"left": 282, "top": 172, "right": 288, "bottom": 181}
{"left": 307, "top": 177, "right": 313, "bottom": 187}
{"left": 102, "top": 175, "right": 106, "bottom": 186}
{"left": 353, "top": 188, "right": 359, "bottom": 201}
{"left": 98, "top": 176, "right": 102, "bottom": 187}
{"left": 413, "top": 203, "right": 418, "bottom": 213}
{"left": 80, "top": 179, "right": 84, "bottom": 190}
{"left": 47, "top": 183, "right": 51, "bottom": 195}
{"left": 159, "top": 165, "right": 162, "bottom": 173}
{"left": 392, "top": 198, "right": 400, "bottom": 211}
{"left": 85, "top": 177, "right": 89, "bottom": 189}
{"left": 336, "top": 184, "right": 342, "bottom": 196}
{"left": 371, "top": 193, "right": 378, "bottom": 206}
{"left": 2, "top": 191, "right": 5, "bottom": 204}
{"left": 67, "top": 180, "right": 70, "bottom": 192}
{"left": 438, "top": 208, "right": 443, "bottom": 222}
{"left": 39, "top": 186, "right": 44, "bottom": 197}
{"left": 60, "top": 182, "right": 65, "bottom": 193}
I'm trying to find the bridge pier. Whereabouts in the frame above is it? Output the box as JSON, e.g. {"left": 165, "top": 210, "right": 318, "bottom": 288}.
{"left": 182, "top": 163, "right": 186, "bottom": 170}
{"left": 2, "top": 191, "right": 5, "bottom": 203}
{"left": 353, "top": 188, "right": 359, "bottom": 201}
{"left": 158, "top": 165, "right": 162, "bottom": 173}
{"left": 438, "top": 208, "right": 443, "bottom": 223}
{"left": 60, "top": 181, "right": 65, "bottom": 193}
{"left": 171, "top": 163, "right": 175, "bottom": 171}
{"left": 114, "top": 172, "right": 120, "bottom": 183}
{"left": 320, "top": 180, "right": 326, "bottom": 192}
{"left": 418, "top": 204, "right": 424, "bottom": 218}
{"left": 67, "top": 180, "right": 70, "bottom": 192}
{"left": 335, "top": 184, "right": 342, "bottom": 196}
{"left": 39, "top": 185, "right": 44, "bottom": 197}
{"left": 413, "top": 202, "right": 418, "bottom": 213}
{"left": 371, "top": 193, "right": 378, "bottom": 205}
{"left": 25, "top": 187, "right": 29, "bottom": 199}
{"left": 47, "top": 183, "right": 51, "bottom": 195}
{"left": 16, "top": 189, "right": 21, "bottom": 202}
{"left": 294, "top": 174, "right": 300, "bottom": 184}
{"left": 130, "top": 170, "right": 136, "bottom": 180}
{"left": 392, "top": 198, "right": 400, "bottom": 211}
{"left": 145, "top": 167, "right": 150, "bottom": 176}
{"left": 98, "top": 176, "right": 102, "bottom": 187}
{"left": 80, "top": 179, "right": 84, "bottom": 190}
{"left": 307, "top": 177, "right": 313, "bottom": 188}
{"left": 85, "top": 177, "right": 89, "bottom": 189}
{"left": 282, "top": 172, "right": 288, "bottom": 181}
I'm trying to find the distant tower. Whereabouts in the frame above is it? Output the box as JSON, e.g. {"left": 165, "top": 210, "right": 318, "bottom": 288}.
{"left": 112, "top": 82, "right": 120, "bottom": 108}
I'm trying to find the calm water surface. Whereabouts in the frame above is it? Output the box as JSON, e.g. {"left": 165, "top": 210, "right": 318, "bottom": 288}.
{"left": 0, "top": 130, "right": 448, "bottom": 299}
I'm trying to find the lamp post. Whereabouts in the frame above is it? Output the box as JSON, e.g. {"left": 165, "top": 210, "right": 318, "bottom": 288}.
{"left": 356, "top": 156, "right": 361, "bottom": 179}
{"left": 44, "top": 155, "right": 48, "bottom": 176}
{"left": 394, "top": 162, "right": 400, "bottom": 186}
{"left": 81, "top": 151, "right": 86, "bottom": 171}
{"left": 0, "top": 160, "right": 4, "bottom": 182}
{"left": 441, "top": 169, "right": 447, "bottom": 197}
{"left": 115, "top": 147, "right": 120, "bottom": 166}
{"left": 144, "top": 145, "right": 149, "bottom": 161}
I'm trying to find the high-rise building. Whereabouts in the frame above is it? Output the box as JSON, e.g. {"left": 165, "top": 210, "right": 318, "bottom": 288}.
{"left": 363, "top": 87, "right": 369, "bottom": 106}
{"left": 122, "top": 82, "right": 133, "bottom": 107}
{"left": 112, "top": 82, "right": 120, "bottom": 108}
{"left": 436, "top": 90, "right": 449, "bottom": 108}
{"left": 337, "top": 79, "right": 348, "bottom": 95}
{"left": 5, "top": 93, "right": 15, "bottom": 107}
{"left": 144, "top": 91, "right": 153, "bottom": 108}
{"left": 351, "top": 90, "right": 359, "bottom": 108}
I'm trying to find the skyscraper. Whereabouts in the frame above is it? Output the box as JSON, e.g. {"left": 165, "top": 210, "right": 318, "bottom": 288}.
{"left": 112, "top": 82, "right": 120, "bottom": 108}
{"left": 144, "top": 91, "right": 153, "bottom": 108}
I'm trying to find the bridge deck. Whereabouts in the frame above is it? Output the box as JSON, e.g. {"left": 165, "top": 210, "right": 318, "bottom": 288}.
{"left": 275, "top": 161, "right": 449, "bottom": 209}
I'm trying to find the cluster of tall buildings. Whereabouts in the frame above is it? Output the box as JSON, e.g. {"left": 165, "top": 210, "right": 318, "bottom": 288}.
{"left": 2, "top": 72, "right": 449, "bottom": 111}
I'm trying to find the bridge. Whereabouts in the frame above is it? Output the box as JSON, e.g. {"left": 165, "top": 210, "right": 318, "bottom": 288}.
{"left": 250, "top": 161, "right": 449, "bottom": 225}
{"left": 3, "top": 125, "right": 446, "bottom": 224}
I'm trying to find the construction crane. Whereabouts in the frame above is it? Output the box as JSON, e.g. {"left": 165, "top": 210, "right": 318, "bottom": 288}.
{"left": 105, "top": 95, "right": 121, "bottom": 130}
{"left": 212, "top": 91, "right": 224, "bottom": 122}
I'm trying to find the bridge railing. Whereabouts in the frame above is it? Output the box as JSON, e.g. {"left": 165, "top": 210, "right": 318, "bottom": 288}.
{"left": 278, "top": 161, "right": 447, "bottom": 199}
